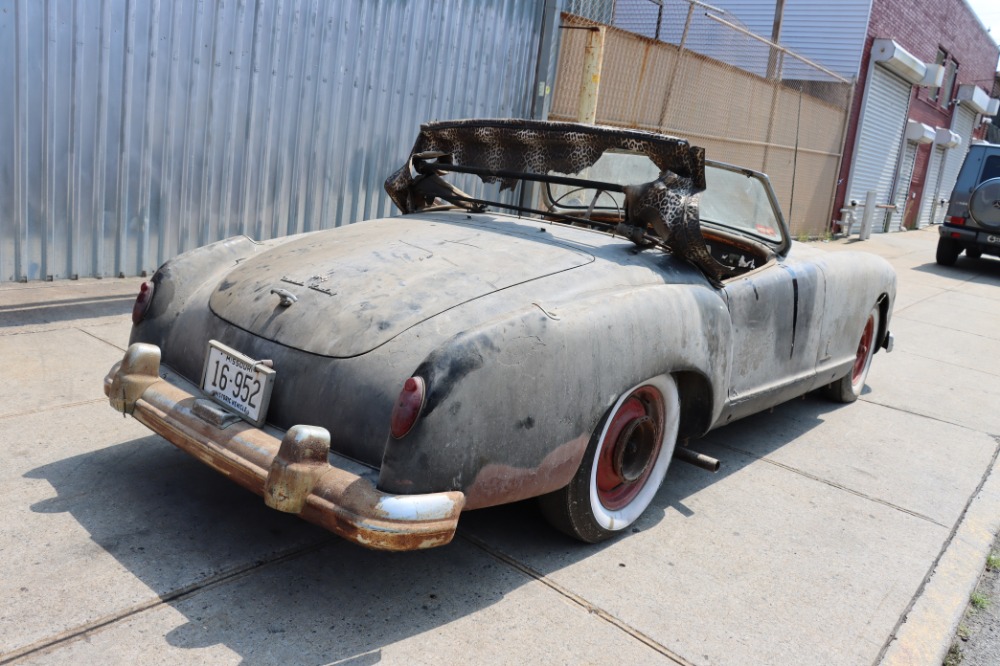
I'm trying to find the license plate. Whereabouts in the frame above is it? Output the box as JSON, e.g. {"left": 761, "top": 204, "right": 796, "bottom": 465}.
{"left": 987, "top": 235, "right": 1000, "bottom": 245}
{"left": 201, "top": 340, "right": 275, "bottom": 426}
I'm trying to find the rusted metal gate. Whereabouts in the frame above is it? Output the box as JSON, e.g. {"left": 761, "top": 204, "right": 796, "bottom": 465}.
{"left": 0, "top": 0, "right": 556, "bottom": 282}
{"left": 554, "top": 0, "right": 855, "bottom": 236}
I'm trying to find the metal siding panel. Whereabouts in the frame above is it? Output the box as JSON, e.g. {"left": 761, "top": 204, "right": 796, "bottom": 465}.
{"left": 847, "top": 66, "right": 911, "bottom": 214}
{"left": 0, "top": 0, "right": 12, "bottom": 280}
{"left": 0, "top": 0, "right": 545, "bottom": 281}
{"left": 779, "top": 0, "right": 870, "bottom": 79}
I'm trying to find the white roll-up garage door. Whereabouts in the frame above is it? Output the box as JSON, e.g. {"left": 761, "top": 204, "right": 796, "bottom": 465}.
{"left": 933, "top": 105, "right": 978, "bottom": 224}
{"left": 918, "top": 145, "right": 945, "bottom": 228}
{"left": 847, "top": 64, "right": 912, "bottom": 232}
{"left": 890, "top": 140, "right": 918, "bottom": 231}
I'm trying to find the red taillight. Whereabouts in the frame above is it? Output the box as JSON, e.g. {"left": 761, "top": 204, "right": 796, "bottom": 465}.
{"left": 390, "top": 376, "right": 426, "bottom": 439}
{"left": 950, "top": 232, "right": 962, "bottom": 239}
{"left": 949, "top": 216, "right": 966, "bottom": 226}
{"left": 132, "top": 281, "right": 154, "bottom": 325}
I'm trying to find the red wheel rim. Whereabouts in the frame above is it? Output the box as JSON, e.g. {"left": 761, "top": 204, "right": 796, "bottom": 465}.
{"left": 851, "top": 314, "right": 875, "bottom": 384}
{"left": 595, "top": 386, "right": 664, "bottom": 511}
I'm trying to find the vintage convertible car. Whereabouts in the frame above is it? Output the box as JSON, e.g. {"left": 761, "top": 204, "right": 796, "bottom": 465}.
{"left": 105, "top": 119, "right": 895, "bottom": 550}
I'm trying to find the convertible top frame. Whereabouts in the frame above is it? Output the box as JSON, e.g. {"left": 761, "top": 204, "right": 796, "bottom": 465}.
{"left": 386, "top": 119, "right": 765, "bottom": 286}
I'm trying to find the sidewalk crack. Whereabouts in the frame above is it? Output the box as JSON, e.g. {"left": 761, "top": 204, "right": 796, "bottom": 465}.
{"left": 461, "top": 532, "right": 694, "bottom": 666}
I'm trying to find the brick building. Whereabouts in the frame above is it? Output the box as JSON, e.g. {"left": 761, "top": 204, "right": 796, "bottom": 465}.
{"left": 835, "top": 0, "right": 999, "bottom": 232}
{"left": 621, "top": 0, "right": 999, "bottom": 233}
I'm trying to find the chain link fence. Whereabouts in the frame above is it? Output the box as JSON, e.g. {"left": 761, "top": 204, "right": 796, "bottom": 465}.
{"left": 556, "top": 0, "right": 855, "bottom": 236}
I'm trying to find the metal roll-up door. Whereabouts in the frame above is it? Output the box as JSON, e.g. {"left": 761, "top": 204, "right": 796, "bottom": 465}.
{"left": 890, "top": 140, "right": 918, "bottom": 231}
{"left": 918, "top": 146, "right": 945, "bottom": 228}
{"left": 847, "top": 65, "right": 912, "bottom": 232}
{"left": 934, "top": 105, "right": 979, "bottom": 223}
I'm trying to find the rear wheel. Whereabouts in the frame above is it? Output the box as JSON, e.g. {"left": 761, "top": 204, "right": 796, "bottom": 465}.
{"left": 936, "top": 237, "right": 960, "bottom": 266}
{"left": 825, "top": 304, "right": 880, "bottom": 403}
{"left": 539, "top": 375, "right": 679, "bottom": 543}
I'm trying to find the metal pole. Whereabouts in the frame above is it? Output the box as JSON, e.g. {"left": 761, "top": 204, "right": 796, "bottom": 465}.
{"left": 766, "top": 0, "right": 785, "bottom": 80}
{"left": 576, "top": 26, "right": 605, "bottom": 125}
{"left": 860, "top": 190, "right": 876, "bottom": 240}
{"left": 657, "top": 1, "right": 696, "bottom": 130}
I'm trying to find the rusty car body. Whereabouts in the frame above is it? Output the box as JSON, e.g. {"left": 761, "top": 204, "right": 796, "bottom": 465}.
{"left": 105, "top": 119, "right": 896, "bottom": 550}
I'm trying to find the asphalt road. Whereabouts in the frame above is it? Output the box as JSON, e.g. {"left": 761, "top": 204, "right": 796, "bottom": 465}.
{"left": 2, "top": 226, "right": 999, "bottom": 665}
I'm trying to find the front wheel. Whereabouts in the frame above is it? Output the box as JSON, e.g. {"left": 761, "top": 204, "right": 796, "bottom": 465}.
{"left": 825, "top": 304, "right": 880, "bottom": 403}
{"left": 539, "top": 375, "right": 680, "bottom": 543}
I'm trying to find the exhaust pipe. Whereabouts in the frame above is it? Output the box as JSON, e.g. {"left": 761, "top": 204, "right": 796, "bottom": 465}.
{"left": 673, "top": 446, "right": 720, "bottom": 472}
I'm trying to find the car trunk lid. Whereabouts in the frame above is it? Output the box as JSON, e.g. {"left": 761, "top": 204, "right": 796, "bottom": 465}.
{"left": 209, "top": 215, "right": 595, "bottom": 357}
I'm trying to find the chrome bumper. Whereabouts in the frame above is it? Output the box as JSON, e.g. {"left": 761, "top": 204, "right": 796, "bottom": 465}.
{"left": 104, "top": 343, "right": 464, "bottom": 551}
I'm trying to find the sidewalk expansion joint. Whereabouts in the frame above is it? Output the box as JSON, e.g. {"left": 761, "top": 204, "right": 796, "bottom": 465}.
{"left": 0, "top": 538, "right": 333, "bottom": 664}
{"left": 460, "top": 532, "right": 694, "bottom": 666}
{"left": 891, "top": 315, "right": 1000, "bottom": 345}
{"left": 78, "top": 326, "right": 128, "bottom": 352}
{"left": 0, "top": 398, "right": 107, "bottom": 422}
{"left": 859, "top": 398, "right": 998, "bottom": 440}
{"left": 715, "top": 443, "right": 948, "bottom": 529}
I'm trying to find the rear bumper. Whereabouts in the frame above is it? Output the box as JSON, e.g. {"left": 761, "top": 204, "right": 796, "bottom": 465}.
{"left": 104, "top": 343, "right": 464, "bottom": 551}
{"left": 940, "top": 224, "right": 1000, "bottom": 252}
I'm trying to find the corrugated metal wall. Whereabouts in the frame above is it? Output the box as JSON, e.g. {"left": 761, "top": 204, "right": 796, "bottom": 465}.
{"left": 0, "top": 0, "right": 550, "bottom": 282}
{"left": 590, "top": 0, "right": 869, "bottom": 81}
{"left": 779, "top": 0, "right": 870, "bottom": 80}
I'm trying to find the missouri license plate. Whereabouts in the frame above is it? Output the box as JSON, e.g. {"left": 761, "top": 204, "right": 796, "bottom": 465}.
{"left": 201, "top": 340, "right": 275, "bottom": 426}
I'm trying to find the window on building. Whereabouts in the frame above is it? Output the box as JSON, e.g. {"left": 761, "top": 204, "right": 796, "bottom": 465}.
{"left": 929, "top": 49, "right": 947, "bottom": 103}
{"left": 940, "top": 59, "right": 958, "bottom": 109}
{"left": 929, "top": 49, "right": 958, "bottom": 109}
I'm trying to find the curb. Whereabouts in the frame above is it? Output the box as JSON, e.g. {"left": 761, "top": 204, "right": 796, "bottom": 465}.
{"left": 880, "top": 446, "right": 1000, "bottom": 665}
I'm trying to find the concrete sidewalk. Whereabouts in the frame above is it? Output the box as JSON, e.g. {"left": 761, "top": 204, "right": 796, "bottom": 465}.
{"left": 1, "top": 227, "right": 998, "bottom": 665}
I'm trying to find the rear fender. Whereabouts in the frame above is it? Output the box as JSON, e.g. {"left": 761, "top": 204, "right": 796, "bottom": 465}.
{"left": 378, "top": 283, "right": 731, "bottom": 509}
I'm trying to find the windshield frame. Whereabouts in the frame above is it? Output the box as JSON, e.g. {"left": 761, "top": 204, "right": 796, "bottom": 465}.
{"left": 544, "top": 157, "right": 790, "bottom": 257}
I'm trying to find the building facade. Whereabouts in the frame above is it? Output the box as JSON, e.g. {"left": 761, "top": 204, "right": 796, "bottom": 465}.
{"left": 609, "top": 0, "right": 999, "bottom": 233}
{"left": 834, "top": 0, "right": 999, "bottom": 232}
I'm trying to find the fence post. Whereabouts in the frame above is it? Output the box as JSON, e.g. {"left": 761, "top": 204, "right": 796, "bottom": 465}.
{"left": 577, "top": 26, "right": 606, "bottom": 124}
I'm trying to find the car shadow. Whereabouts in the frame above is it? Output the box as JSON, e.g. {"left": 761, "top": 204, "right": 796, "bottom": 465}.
{"left": 24, "top": 392, "right": 843, "bottom": 663}
{"left": 460, "top": 391, "right": 845, "bottom": 547}
{"left": 911, "top": 255, "right": 1000, "bottom": 283}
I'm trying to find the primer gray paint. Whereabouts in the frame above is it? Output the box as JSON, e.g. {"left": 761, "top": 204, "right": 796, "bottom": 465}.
{"left": 0, "top": 0, "right": 551, "bottom": 282}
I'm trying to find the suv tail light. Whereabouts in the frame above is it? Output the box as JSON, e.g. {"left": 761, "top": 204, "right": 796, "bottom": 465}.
{"left": 132, "top": 281, "right": 155, "bottom": 325}
{"left": 948, "top": 216, "right": 966, "bottom": 225}
{"left": 390, "top": 376, "right": 426, "bottom": 439}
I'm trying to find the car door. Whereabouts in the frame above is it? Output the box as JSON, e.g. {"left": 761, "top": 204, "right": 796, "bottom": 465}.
{"left": 721, "top": 256, "right": 826, "bottom": 421}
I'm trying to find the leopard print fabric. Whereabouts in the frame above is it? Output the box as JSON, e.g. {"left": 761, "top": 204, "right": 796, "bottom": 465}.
{"left": 385, "top": 119, "right": 734, "bottom": 284}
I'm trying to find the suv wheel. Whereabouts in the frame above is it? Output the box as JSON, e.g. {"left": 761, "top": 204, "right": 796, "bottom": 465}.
{"left": 936, "top": 237, "right": 960, "bottom": 266}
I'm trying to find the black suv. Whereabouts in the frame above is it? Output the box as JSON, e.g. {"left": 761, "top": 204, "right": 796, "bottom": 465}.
{"left": 936, "top": 143, "right": 1000, "bottom": 265}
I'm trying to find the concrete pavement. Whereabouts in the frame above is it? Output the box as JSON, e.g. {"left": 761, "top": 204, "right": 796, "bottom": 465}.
{"left": 1, "top": 226, "right": 998, "bottom": 665}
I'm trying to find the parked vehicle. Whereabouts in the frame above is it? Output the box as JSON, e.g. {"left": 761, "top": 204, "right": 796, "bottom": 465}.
{"left": 105, "top": 119, "right": 896, "bottom": 550}
{"left": 937, "top": 142, "right": 1000, "bottom": 265}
